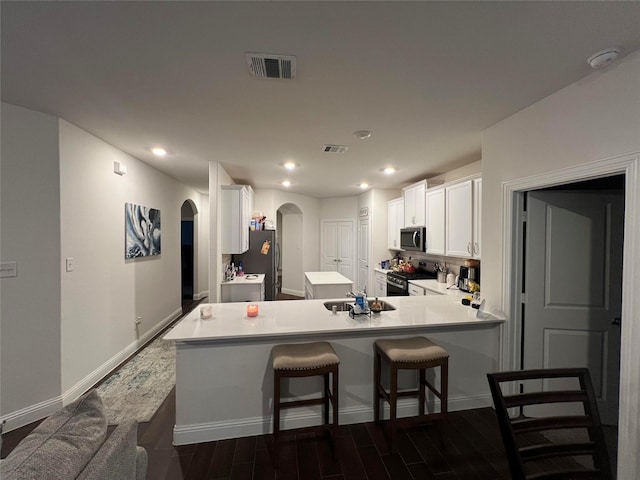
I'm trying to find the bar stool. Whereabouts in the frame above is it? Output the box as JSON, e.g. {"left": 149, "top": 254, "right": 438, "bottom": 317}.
{"left": 374, "top": 336, "right": 449, "bottom": 447}
{"left": 271, "top": 341, "right": 339, "bottom": 465}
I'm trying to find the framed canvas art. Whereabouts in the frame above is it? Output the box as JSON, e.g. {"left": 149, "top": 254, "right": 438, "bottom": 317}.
{"left": 125, "top": 203, "right": 161, "bottom": 258}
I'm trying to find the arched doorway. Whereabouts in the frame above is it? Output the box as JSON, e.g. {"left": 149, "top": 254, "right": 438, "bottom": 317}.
{"left": 276, "top": 202, "right": 304, "bottom": 299}
{"left": 181, "top": 200, "right": 198, "bottom": 309}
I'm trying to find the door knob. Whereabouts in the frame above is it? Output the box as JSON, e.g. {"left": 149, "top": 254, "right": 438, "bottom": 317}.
{"left": 611, "top": 317, "right": 622, "bottom": 326}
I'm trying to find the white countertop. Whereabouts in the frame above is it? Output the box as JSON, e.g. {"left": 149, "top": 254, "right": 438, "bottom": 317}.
{"left": 374, "top": 267, "right": 392, "bottom": 274}
{"left": 304, "top": 271, "right": 354, "bottom": 285}
{"left": 164, "top": 293, "right": 502, "bottom": 343}
{"left": 220, "top": 273, "right": 265, "bottom": 286}
{"left": 408, "top": 279, "right": 467, "bottom": 297}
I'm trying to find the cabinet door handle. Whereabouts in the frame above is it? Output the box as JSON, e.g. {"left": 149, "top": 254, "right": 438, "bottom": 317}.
{"left": 473, "top": 242, "right": 479, "bottom": 255}
{"left": 467, "top": 242, "right": 471, "bottom": 254}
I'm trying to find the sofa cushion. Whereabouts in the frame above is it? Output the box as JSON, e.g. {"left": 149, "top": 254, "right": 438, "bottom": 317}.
{"left": 76, "top": 420, "right": 146, "bottom": 480}
{"left": 1, "top": 390, "right": 107, "bottom": 480}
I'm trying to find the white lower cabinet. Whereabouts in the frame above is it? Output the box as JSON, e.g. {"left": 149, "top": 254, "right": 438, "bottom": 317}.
{"left": 221, "top": 274, "right": 265, "bottom": 303}
{"left": 408, "top": 282, "right": 441, "bottom": 296}
{"left": 374, "top": 270, "right": 387, "bottom": 297}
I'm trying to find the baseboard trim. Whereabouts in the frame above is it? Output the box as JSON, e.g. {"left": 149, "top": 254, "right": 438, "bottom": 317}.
{"left": 172, "top": 393, "right": 493, "bottom": 445}
{"left": 194, "top": 291, "right": 208, "bottom": 301}
{"left": 62, "top": 307, "right": 182, "bottom": 405}
{"left": 281, "top": 288, "right": 305, "bottom": 297}
{"left": 1, "top": 307, "right": 183, "bottom": 433}
{"left": 0, "top": 396, "right": 63, "bottom": 433}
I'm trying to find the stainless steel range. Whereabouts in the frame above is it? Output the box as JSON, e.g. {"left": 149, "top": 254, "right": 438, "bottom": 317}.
{"left": 386, "top": 270, "right": 436, "bottom": 296}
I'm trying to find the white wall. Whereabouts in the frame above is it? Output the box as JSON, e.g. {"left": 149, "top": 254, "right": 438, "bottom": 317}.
{"left": 59, "top": 119, "right": 204, "bottom": 398}
{"left": 481, "top": 51, "right": 640, "bottom": 316}
{"left": 253, "top": 189, "right": 320, "bottom": 281}
{"left": 1, "top": 104, "right": 62, "bottom": 424}
{"left": 429, "top": 160, "right": 481, "bottom": 184}
{"left": 208, "top": 162, "right": 233, "bottom": 303}
{"left": 281, "top": 212, "right": 303, "bottom": 295}
{"left": 481, "top": 50, "right": 640, "bottom": 478}
{"left": 319, "top": 196, "right": 359, "bottom": 220}
{"left": 196, "top": 194, "right": 209, "bottom": 300}
{"left": 1, "top": 105, "right": 207, "bottom": 428}
{"left": 355, "top": 189, "right": 401, "bottom": 289}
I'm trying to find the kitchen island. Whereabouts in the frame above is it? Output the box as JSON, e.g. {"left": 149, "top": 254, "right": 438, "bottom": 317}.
{"left": 304, "top": 271, "right": 354, "bottom": 299}
{"left": 164, "top": 294, "right": 504, "bottom": 445}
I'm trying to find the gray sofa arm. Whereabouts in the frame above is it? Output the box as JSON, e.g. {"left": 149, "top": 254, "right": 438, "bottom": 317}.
{"left": 77, "top": 420, "right": 147, "bottom": 480}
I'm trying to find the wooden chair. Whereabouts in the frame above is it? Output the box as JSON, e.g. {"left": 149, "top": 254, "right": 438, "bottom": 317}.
{"left": 486, "top": 368, "right": 613, "bottom": 480}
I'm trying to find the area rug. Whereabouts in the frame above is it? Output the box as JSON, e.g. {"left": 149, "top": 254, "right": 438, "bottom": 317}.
{"left": 96, "top": 335, "right": 175, "bottom": 425}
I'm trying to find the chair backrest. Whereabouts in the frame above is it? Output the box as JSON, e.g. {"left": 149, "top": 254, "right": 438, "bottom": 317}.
{"left": 486, "top": 368, "right": 613, "bottom": 480}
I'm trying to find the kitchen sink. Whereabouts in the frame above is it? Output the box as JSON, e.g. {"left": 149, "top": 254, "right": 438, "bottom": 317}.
{"left": 323, "top": 300, "right": 396, "bottom": 312}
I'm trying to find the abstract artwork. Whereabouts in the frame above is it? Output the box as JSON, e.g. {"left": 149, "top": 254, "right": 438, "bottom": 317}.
{"left": 125, "top": 203, "right": 161, "bottom": 258}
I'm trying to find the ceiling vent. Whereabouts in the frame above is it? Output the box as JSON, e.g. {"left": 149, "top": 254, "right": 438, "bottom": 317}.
{"left": 246, "top": 53, "right": 296, "bottom": 79}
{"left": 322, "top": 145, "right": 350, "bottom": 154}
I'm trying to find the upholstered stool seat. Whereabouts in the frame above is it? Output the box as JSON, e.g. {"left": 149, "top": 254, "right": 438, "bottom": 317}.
{"left": 374, "top": 336, "right": 449, "bottom": 448}
{"left": 271, "top": 341, "right": 339, "bottom": 466}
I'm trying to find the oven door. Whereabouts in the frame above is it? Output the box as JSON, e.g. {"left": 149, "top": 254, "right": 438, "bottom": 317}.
{"left": 386, "top": 275, "right": 408, "bottom": 296}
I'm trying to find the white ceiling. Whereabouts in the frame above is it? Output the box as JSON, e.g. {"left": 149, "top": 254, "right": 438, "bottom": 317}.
{"left": 2, "top": 1, "right": 640, "bottom": 198}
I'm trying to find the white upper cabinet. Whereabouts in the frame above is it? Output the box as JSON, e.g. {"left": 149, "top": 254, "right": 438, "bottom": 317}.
{"left": 425, "top": 187, "right": 445, "bottom": 255}
{"left": 387, "top": 197, "right": 404, "bottom": 250}
{"left": 221, "top": 185, "right": 253, "bottom": 254}
{"left": 403, "top": 180, "right": 426, "bottom": 227}
{"left": 444, "top": 178, "right": 482, "bottom": 258}
{"left": 445, "top": 180, "right": 473, "bottom": 257}
{"left": 472, "top": 178, "right": 482, "bottom": 259}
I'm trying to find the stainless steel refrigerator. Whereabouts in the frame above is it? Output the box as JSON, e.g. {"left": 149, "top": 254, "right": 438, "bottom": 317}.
{"left": 232, "top": 230, "right": 280, "bottom": 301}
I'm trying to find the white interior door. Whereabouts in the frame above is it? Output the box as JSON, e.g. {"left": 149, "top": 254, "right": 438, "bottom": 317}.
{"left": 322, "top": 222, "right": 339, "bottom": 271}
{"left": 321, "top": 220, "right": 354, "bottom": 280}
{"left": 337, "top": 221, "right": 354, "bottom": 280}
{"left": 358, "top": 217, "right": 369, "bottom": 292}
{"left": 523, "top": 190, "right": 623, "bottom": 424}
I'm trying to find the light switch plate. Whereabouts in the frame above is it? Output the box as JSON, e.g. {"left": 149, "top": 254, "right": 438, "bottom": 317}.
{"left": 65, "top": 257, "right": 74, "bottom": 272}
{"left": 0, "top": 262, "right": 17, "bottom": 278}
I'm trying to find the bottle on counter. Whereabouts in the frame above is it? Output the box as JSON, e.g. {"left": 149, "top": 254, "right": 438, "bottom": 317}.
{"left": 237, "top": 261, "right": 244, "bottom": 276}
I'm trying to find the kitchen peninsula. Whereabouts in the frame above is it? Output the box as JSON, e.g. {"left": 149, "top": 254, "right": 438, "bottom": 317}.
{"left": 164, "top": 294, "right": 504, "bottom": 445}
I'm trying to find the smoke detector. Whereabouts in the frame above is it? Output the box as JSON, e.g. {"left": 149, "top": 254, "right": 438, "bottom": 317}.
{"left": 322, "top": 144, "right": 350, "bottom": 153}
{"left": 246, "top": 53, "right": 296, "bottom": 79}
{"left": 587, "top": 48, "right": 620, "bottom": 69}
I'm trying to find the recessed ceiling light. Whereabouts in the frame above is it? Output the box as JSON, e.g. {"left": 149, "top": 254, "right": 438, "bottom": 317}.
{"left": 284, "top": 162, "right": 296, "bottom": 170}
{"left": 359, "top": 182, "right": 369, "bottom": 189}
{"left": 383, "top": 167, "right": 396, "bottom": 175}
{"left": 282, "top": 180, "right": 291, "bottom": 187}
{"left": 151, "top": 147, "right": 167, "bottom": 157}
{"left": 354, "top": 130, "right": 372, "bottom": 140}
{"left": 587, "top": 48, "right": 620, "bottom": 69}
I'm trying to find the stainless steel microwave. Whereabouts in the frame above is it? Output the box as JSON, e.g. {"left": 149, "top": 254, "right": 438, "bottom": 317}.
{"left": 400, "top": 226, "right": 426, "bottom": 251}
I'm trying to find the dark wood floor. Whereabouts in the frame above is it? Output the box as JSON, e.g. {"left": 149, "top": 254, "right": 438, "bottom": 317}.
{"left": 2, "top": 386, "right": 512, "bottom": 480}
{"left": 135, "top": 392, "right": 514, "bottom": 480}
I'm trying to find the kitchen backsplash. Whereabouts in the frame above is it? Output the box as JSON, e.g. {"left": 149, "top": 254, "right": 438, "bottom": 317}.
{"left": 382, "top": 252, "right": 474, "bottom": 276}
